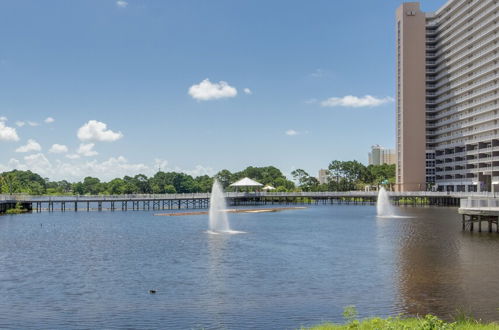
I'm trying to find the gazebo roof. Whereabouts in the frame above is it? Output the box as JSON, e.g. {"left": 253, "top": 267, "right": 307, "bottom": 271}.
{"left": 262, "top": 185, "right": 275, "bottom": 190}
{"left": 229, "top": 177, "right": 263, "bottom": 187}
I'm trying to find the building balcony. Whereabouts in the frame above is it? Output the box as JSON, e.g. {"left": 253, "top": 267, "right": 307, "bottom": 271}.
{"left": 433, "top": 6, "right": 498, "bottom": 62}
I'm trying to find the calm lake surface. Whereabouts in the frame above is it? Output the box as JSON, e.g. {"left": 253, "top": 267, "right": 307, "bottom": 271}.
{"left": 1, "top": 205, "right": 499, "bottom": 329}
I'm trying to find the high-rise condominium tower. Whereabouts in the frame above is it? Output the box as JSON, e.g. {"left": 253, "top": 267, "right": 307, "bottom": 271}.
{"left": 396, "top": 0, "right": 499, "bottom": 192}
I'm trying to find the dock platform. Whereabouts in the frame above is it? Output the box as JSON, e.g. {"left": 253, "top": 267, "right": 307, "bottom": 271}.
{"left": 459, "top": 198, "right": 499, "bottom": 232}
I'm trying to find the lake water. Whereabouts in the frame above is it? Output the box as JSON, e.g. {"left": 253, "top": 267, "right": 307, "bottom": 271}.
{"left": 1, "top": 205, "right": 499, "bottom": 329}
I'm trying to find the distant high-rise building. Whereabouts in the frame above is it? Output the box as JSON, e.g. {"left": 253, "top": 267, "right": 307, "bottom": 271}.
{"left": 318, "top": 169, "right": 329, "bottom": 185}
{"left": 396, "top": 1, "right": 499, "bottom": 192}
{"left": 369, "top": 145, "right": 396, "bottom": 166}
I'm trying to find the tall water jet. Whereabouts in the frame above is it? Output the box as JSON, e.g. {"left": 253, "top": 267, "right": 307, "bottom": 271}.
{"left": 209, "top": 179, "right": 230, "bottom": 232}
{"left": 377, "top": 187, "right": 397, "bottom": 217}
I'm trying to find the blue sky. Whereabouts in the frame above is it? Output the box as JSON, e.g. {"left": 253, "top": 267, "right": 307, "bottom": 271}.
{"left": 0, "top": 0, "right": 444, "bottom": 181}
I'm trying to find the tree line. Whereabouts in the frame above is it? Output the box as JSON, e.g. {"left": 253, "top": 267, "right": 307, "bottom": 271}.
{"left": 0, "top": 162, "right": 395, "bottom": 195}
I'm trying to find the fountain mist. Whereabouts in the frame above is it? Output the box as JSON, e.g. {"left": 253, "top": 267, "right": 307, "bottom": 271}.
{"left": 376, "top": 187, "right": 397, "bottom": 217}
{"left": 209, "top": 180, "right": 230, "bottom": 232}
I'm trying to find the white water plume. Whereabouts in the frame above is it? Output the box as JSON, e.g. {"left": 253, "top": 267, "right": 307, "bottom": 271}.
{"left": 376, "top": 187, "right": 397, "bottom": 218}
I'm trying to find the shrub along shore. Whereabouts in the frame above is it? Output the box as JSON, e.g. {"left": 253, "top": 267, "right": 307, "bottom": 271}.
{"left": 307, "top": 315, "right": 499, "bottom": 329}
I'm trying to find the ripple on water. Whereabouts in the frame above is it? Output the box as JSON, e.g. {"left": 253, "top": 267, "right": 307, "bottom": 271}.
{"left": 1, "top": 206, "right": 499, "bottom": 328}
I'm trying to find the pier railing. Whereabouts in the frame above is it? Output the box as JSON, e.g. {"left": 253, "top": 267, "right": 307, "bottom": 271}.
{"left": 460, "top": 198, "right": 499, "bottom": 209}
{"left": 1, "top": 191, "right": 499, "bottom": 203}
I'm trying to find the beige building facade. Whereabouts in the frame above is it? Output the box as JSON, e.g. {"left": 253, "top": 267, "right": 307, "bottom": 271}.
{"left": 369, "top": 145, "right": 396, "bottom": 166}
{"left": 317, "top": 169, "right": 329, "bottom": 185}
{"left": 396, "top": 0, "right": 499, "bottom": 192}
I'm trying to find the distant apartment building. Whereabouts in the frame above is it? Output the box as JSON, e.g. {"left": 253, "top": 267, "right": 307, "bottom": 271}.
{"left": 318, "top": 169, "right": 329, "bottom": 185}
{"left": 396, "top": 0, "right": 499, "bottom": 192}
{"left": 368, "top": 145, "right": 396, "bottom": 166}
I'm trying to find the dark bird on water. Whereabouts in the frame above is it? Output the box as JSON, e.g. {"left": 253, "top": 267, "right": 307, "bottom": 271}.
{"left": 149, "top": 290, "right": 156, "bottom": 294}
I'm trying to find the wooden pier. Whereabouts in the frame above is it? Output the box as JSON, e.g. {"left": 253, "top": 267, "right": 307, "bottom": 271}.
{"left": 0, "top": 191, "right": 487, "bottom": 214}
{"left": 459, "top": 198, "right": 499, "bottom": 233}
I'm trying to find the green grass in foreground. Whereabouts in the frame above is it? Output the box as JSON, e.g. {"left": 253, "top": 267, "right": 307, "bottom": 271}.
{"left": 306, "top": 315, "right": 499, "bottom": 330}
{"left": 305, "top": 307, "right": 499, "bottom": 330}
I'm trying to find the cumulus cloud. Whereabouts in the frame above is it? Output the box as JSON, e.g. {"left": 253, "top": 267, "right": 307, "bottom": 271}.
{"left": 0, "top": 154, "right": 214, "bottom": 181}
{"left": 28, "top": 121, "right": 39, "bottom": 127}
{"left": 0, "top": 122, "right": 20, "bottom": 141}
{"left": 77, "top": 120, "right": 123, "bottom": 142}
{"left": 77, "top": 143, "right": 98, "bottom": 157}
{"left": 243, "top": 88, "right": 252, "bottom": 95}
{"left": 2, "top": 155, "right": 155, "bottom": 181}
{"left": 116, "top": 0, "right": 128, "bottom": 8}
{"left": 44, "top": 117, "right": 55, "bottom": 124}
{"left": 66, "top": 154, "right": 81, "bottom": 160}
{"left": 0, "top": 116, "right": 7, "bottom": 122}
{"left": 321, "top": 95, "right": 394, "bottom": 108}
{"left": 188, "top": 79, "right": 238, "bottom": 101}
{"left": 49, "top": 144, "right": 68, "bottom": 154}
{"left": 16, "top": 121, "right": 26, "bottom": 127}
{"left": 15, "top": 139, "right": 42, "bottom": 153}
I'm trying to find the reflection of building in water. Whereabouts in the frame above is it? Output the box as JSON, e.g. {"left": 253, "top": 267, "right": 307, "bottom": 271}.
{"left": 392, "top": 208, "right": 499, "bottom": 321}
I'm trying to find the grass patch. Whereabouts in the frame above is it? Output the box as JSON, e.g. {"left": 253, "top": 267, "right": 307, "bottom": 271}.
{"left": 5, "top": 202, "right": 28, "bottom": 214}
{"left": 304, "top": 307, "right": 499, "bottom": 330}
{"left": 306, "top": 315, "right": 499, "bottom": 329}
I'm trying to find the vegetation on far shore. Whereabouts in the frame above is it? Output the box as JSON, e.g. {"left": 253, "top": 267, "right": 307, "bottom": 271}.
{"left": 305, "top": 307, "right": 499, "bottom": 330}
{"left": 0, "top": 161, "right": 395, "bottom": 196}
{"left": 5, "top": 202, "right": 28, "bottom": 214}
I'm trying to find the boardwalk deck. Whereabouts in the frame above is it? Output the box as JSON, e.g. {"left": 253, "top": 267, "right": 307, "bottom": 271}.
{"left": 0, "top": 191, "right": 488, "bottom": 213}
{"left": 459, "top": 198, "right": 499, "bottom": 232}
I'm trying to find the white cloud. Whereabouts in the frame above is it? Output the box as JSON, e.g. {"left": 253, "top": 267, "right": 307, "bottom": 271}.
{"left": 321, "top": 95, "right": 394, "bottom": 108}
{"left": 0, "top": 154, "right": 214, "bottom": 181}
{"left": 0, "top": 116, "right": 7, "bottom": 122}
{"left": 77, "top": 143, "right": 98, "bottom": 157}
{"left": 28, "top": 121, "right": 39, "bottom": 127}
{"left": 243, "top": 88, "right": 252, "bottom": 95}
{"left": 310, "top": 68, "right": 325, "bottom": 78}
{"left": 1, "top": 155, "right": 153, "bottom": 181}
{"left": 285, "top": 129, "right": 299, "bottom": 136}
{"left": 0, "top": 122, "right": 20, "bottom": 142}
{"left": 77, "top": 120, "right": 123, "bottom": 142}
{"left": 116, "top": 0, "right": 128, "bottom": 8}
{"left": 15, "top": 121, "right": 26, "bottom": 127}
{"left": 66, "top": 154, "right": 81, "bottom": 160}
{"left": 44, "top": 117, "right": 55, "bottom": 124}
{"left": 188, "top": 78, "right": 238, "bottom": 101}
{"left": 49, "top": 144, "right": 68, "bottom": 154}
{"left": 15, "top": 139, "right": 42, "bottom": 153}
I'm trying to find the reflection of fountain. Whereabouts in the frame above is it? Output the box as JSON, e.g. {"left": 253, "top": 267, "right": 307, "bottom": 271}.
{"left": 377, "top": 187, "right": 397, "bottom": 217}
{"left": 209, "top": 180, "right": 231, "bottom": 233}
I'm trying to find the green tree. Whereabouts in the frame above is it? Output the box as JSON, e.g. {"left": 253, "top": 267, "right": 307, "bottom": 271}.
{"left": 82, "top": 177, "right": 102, "bottom": 195}
{"left": 133, "top": 174, "right": 151, "bottom": 194}
{"left": 215, "top": 169, "right": 233, "bottom": 189}
{"left": 107, "top": 178, "right": 126, "bottom": 194}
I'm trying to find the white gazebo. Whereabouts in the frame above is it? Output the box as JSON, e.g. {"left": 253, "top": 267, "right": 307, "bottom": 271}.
{"left": 229, "top": 177, "right": 263, "bottom": 192}
{"left": 262, "top": 185, "right": 276, "bottom": 191}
